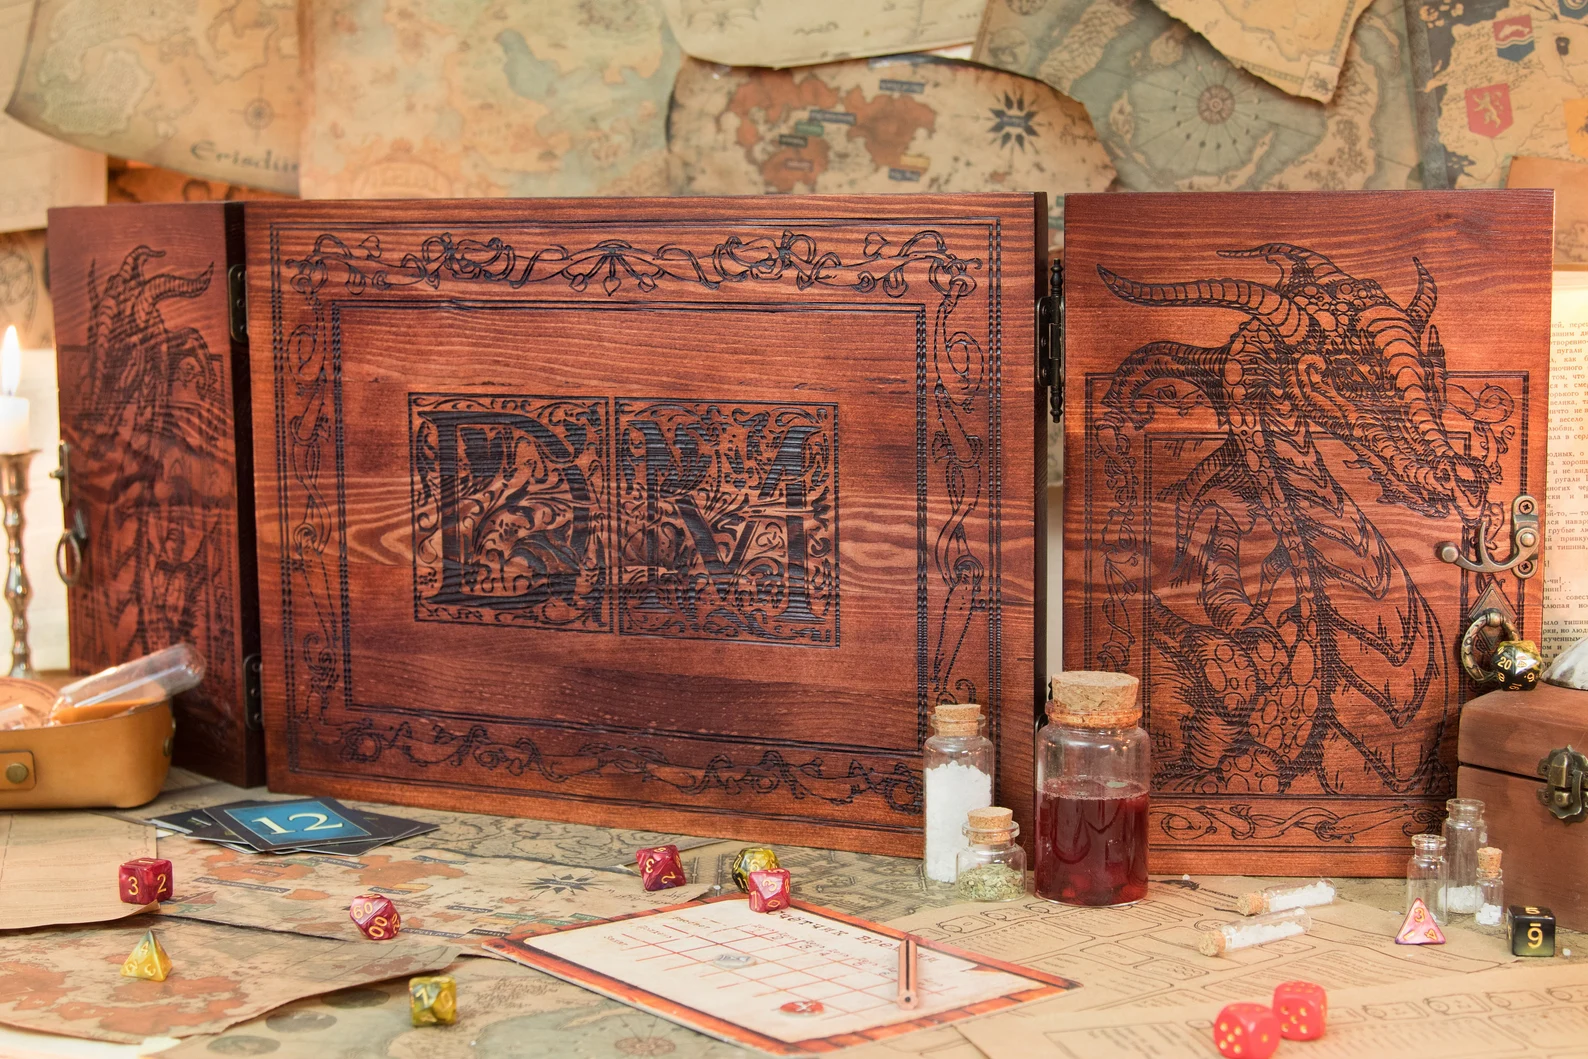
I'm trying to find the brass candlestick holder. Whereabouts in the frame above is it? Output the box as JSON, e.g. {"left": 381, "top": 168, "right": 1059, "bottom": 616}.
{"left": 0, "top": 450, "right": 37, "bottom": 679}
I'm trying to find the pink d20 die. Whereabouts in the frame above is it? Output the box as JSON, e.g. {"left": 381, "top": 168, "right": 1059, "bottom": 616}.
{"left": 635, "top": 845, "right": 686, "bottom": 891}
{"left": 746, "top": 868, "right": 791, "bottom": 913}
{"left": 1273, "top": 980, "right": 1327, "bottom": 1040}
{"left": 1213, "top": 1002, "right": 1280, "bottom": 1059}
{"left": 349, "top": 894, "right": 401, "bottom": 940}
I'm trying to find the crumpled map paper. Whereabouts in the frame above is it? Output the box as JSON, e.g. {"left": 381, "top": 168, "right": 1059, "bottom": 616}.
{"left": 974, "top": 0, "right": 1419, "bottom": 192}
{"left": 299, "top": 0, "right": 680, "bottom": 199}
{"left": 1507, "top": 153, "right": 1588, "bottom": 263}
{"left": 660, "top": 0, "right": 982, "bottom": 68}
{"left": 1150, "top": 0, "right": 1374, "bottom": 102}
{"left": 4, "top": 0, "right": 300, "bottom": 193}
{"left": 0, "top": 914, "right": 458, "bottom": 1043}
{"left": 669, "top": 54, "right": 1114, "bottom": 247}
{"left": 0, "top": 812, "right": 154, "bottom": 930}
{"left": 1410, "top": 2, "right": 1588, "bottom": 188}
{"left": 153, "top": 841, "right": 714, "bottom": 950}
{"left": 0, "top": 0, "right": 103, "bottom": 232}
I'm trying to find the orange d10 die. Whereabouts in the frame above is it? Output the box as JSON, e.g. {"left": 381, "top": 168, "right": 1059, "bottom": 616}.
{"left": 118, "top": 857, "right": 174, "bottom": 904}
{"left": 635, "top": 844, "right": 686, "bottom": 891}
{"left": 747, "top": 868, "right": 791, "bottom": 913}
{"left": 1272, "top": 980, "right": 1327, "bottom": 1040}
{"left": 349, "top": 894, "right": 402, "bottom": 940}
{"left": 1213, "top": 1002, "right": 1280, "bottom": 1059}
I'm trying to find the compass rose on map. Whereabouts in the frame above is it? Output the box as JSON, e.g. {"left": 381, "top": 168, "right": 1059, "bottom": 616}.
{"left": 988, "top": 92, "right": 1040, "bottom": 150}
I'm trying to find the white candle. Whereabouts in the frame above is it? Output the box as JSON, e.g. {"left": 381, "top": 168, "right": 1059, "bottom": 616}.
{"left": 0, "top": 327, "right": 27, "bottom": 454}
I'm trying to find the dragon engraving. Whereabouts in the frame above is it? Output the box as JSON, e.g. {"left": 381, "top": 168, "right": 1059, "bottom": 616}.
{"left": 70, "top": 246, "right": 237, "bottom": 733}
{"left": 1094, "top": 244, "right": 1514, "bottom": 798}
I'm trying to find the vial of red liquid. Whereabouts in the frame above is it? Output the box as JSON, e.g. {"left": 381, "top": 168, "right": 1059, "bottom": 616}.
{"left": 1036, "top": 671, "right": 1150, "bottom": 906}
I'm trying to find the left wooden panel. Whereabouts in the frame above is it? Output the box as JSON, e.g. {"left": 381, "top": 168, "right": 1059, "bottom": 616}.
{"left": 48, "top": 203, "right": 262, "bottom": 786}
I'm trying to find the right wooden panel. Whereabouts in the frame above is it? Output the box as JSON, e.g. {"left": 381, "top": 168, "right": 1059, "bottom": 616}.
{"left": 1063, "top": 190, "right": 1553, "bottom": 875}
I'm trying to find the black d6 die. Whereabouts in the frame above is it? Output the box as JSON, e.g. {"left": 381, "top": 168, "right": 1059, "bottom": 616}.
{"left": 1507, "top": 905, "right": 1556, "bottom": 957}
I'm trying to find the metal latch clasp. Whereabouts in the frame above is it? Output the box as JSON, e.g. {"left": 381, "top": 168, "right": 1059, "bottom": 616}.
{"left": 49, "top": 441, "right": 87, "bottom": 587}
{"left": 1437, "top": 494, "right": 1540, "bottom": 578}
{"left": 1537, "top": 745, "right": 1588, "bottom": 822}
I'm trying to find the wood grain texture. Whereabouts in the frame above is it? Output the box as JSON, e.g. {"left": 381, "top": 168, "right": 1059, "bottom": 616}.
{"left": 1458, "top": 765, "right": 1588, "bottom": 932}
{"left": 47, "top": 202, "right": 262, "bottom": 786}
{"left": 1062, "top": 190, "right": 1553, "bottom": 875}
{"left": 246, "top": 194, "right": 1045, "bottom": 855}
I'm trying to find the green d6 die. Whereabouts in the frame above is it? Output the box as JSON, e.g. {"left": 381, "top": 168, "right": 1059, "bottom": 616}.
{"left": 1506, "top": 905, "right": 1555, "bottom": 957}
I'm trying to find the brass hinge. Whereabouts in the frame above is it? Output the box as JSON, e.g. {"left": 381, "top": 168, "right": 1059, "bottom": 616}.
{"left": 1038, "top": 260, "right": 1063, "bottom": 424}
{"left": 227, "top": 264, "right": 247, "bottom": 343}
{"left": 243, "top": 653, "right": 263, "bottom": 731}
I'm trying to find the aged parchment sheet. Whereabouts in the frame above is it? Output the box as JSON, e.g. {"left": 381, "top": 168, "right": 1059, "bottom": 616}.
{"left": 1509, "top": 154, "right": 1588, "bottom": 263}
{"left": 0, "top": 915, "right": 458, "bottom": 1043}
{"left": 299, "top": 0, "right": 679, "bottom": 199}
{"left": 1409, "top": 0, "right": 1588, "bottom": 188}
{"left": 0, "top": 229, "right": 51, "bottom": 350}
{"left": 0, "top": 0, "right": 103, "bottom": 232}
{"left": 974, "top": 0, "right": 1419, "bottom": 193}
{"left": 887, "top": 878, "right": 1513, "bottom": 1013}
{"left": 660, "top": 0, "right": 982, "bottom": 67}
{"left": 1151, "top": 0, "right": 1374, "bottom": 102}
{"left": 669, "top": 54, "right": 1113, "bottom": 249}
{"left": 959, "top": 960, "right": 1588, "bottom": 1059}
{"left": 1545, "top": 270, "right": 1588, "bottom": 661}
{"left": 0, "top": 812, "right": 155, "bottom": 930}
{"left": 5, "top": 0, "right": 300, "bottom": 193}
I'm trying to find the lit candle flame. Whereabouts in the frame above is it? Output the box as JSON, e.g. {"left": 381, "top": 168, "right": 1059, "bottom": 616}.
{"left": 0, "top": 326, "right": 17, "bottom": 398}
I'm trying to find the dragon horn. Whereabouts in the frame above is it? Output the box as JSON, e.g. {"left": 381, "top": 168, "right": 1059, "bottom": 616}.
{"left": 138, "top": 265, "right": 214, "bottom": 308}
{"left": 1405, "top": 257, "right": 1436, "bottom": 333}
{"left": 1218, "top": 244, "right": 1347, "bottom": 287}
{"left": 1096, "top": 265, "right": 1312, "bottom": 342}
{"left": 116, "top": 245, "right": 164, "bottom": 282}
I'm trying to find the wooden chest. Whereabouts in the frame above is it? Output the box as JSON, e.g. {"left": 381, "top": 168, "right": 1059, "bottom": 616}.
{"left": 47, "top": 203, "right": 263, "bottom": 786}
{"left": 1062, "top": 190, "right": 1553, "bottom": 874}
{"left": 243, "top": 195, "right": 1046, "bottom": 855}
{"left": 1459, "top": 685, "right": 1588, "bottom": 931}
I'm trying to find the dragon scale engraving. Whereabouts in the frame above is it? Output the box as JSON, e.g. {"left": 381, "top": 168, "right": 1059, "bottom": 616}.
{"left": 1094, "top": 244, "right": 1514, "bottom": 799}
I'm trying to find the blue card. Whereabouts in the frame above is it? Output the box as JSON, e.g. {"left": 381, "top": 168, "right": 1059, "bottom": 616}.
{"left": 214, "top": 798, "right": 372, "bottom": 850}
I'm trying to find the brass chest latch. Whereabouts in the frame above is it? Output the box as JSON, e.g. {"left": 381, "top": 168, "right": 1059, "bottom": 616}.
{"left": 1437, "top": 494, "right": 1539, "bottom": 578}
{"left": 1537, "top": 746, "right": 1588, "bottom": 822}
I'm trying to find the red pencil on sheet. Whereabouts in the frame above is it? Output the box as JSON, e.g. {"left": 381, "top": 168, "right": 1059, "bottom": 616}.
{"left": 898, "top": 935, "right": 919, "bottom": 1009}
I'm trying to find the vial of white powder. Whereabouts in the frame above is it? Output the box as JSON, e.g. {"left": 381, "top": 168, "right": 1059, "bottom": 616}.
{"left": 1475, "top": 846, "right": 1504, "bottom": 927}
{"left": 922, "top": 703, "right": 993, "bottom": 883}
{"left": 1200, "top": 907, "right": 1312, "bottom": 957}
{"left": 1236, "top": 879, "right": 1336, "bottom": 916}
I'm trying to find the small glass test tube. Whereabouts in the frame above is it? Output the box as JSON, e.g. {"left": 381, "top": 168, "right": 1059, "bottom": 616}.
{"left": 1236, "top": 878, "right": 1336, "bottom": 916}
{"left": 1199, "top": 907, "right": 1312, "bottom": 957}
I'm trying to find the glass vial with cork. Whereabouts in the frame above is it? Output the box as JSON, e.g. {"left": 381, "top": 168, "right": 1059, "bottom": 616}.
{"left": 1035, "top": 671, "right": 1150, "bottom": 906}
{"left": 1476, "top": 846, "right": 1504, "bottom": 926}
{"left": 922, "top": 702, "right": 992, "bottom": 884}
{"left": 955, "top": 806, "right": 1026, "bottom": 902}
{"left": 1407, "top": 833, "right": 1449, "bottom": 923}
{"left": 1442, "top": 798, "right": 1487, "bottom": 915}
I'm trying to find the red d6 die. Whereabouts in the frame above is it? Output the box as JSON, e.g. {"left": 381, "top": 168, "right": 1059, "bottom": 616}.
{"left": 1273, "top": 980, "right": 1327, "bottom": 1040}
{"left": 349, "top": 894, "right": 401, "bottom": 940}
{"left": 747, "top": 868, "right": 791, "bottom": 913}
{"left": 117, "top": 858, "right": 173, "bottom": 904}
{"left": 1213, "top": 1002, "right": 1280, "bottom": 1059}
{"left": 635, "top": 845, "right": 686, "bottom": 891}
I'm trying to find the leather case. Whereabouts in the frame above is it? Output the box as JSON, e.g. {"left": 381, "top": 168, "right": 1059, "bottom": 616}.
{"left": 0, "top": 680, "right": 173, "bottom": 809}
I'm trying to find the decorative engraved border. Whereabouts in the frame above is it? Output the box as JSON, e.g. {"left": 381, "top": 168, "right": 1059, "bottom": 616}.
{"left": 267, "top": 221, "right": 999, "bottom": 825}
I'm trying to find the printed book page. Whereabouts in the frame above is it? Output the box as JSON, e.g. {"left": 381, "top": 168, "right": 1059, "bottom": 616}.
{"left": 1546, "top": 270, "right": 1588, "bottom": 662}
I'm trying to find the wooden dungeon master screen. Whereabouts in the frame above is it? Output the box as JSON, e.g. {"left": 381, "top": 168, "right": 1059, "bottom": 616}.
{"left": 247, "top": 195, "right": 1045, "bottom": 855}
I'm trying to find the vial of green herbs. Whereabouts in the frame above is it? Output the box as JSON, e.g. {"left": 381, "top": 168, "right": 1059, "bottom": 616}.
{"left": 954, "top": 806, "right": 1026, "bottom": 902}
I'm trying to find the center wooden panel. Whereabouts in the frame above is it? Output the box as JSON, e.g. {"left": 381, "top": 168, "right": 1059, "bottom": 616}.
{"left": 247, "top": 195, "right": 1044, "bottom": 855}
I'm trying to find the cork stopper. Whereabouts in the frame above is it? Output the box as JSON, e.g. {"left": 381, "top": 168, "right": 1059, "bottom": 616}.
{"left": 1235, "top": 891, "right": 1268, "bottom": 916}
{"left": 933, "top": 702, "right": 983, "bottom": 737}
{"left": 1048, "top": 671, "right": 1141, "bottom": 728}
{"left": 1198, "top": 930, "right": 1227, "bottom": 957}
{"left": 1477, "top": 846, "right": 1502, "bottom": 874}
{"left": 965, "top": 806, "right": 1016, "bottom": 843}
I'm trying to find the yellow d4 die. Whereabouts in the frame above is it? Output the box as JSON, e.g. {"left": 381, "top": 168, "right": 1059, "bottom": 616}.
{"left": 120, "top": 929, "right": 172, "bottom": 982}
